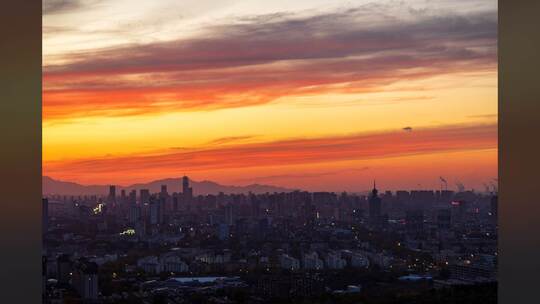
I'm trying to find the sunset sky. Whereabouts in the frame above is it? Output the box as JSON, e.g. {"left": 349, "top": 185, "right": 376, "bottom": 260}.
{"left": 43, "top": 0, "right": 497, "bottom": 192}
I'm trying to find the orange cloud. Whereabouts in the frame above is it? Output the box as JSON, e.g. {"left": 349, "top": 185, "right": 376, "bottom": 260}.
{"left": 43, "top": 9, "right": 496, "bottom": 121}
{"left": 43, "top": 123, "right": 497, "bottom": 185}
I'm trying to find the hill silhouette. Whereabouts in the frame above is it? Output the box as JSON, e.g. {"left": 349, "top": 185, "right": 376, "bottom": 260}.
{"left": 43, "top": 176, "right": 296, "bottom": 196}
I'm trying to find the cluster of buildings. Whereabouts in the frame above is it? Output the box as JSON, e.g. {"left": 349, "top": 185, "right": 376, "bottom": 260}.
{"left": 278, "top": 250, "right": 369, "bottom": 271}
{"left": 43, "top": 254, "right": 99, "bottom": 303}
{"left": 43, "top": 176, "right": 497, "bottom": 302}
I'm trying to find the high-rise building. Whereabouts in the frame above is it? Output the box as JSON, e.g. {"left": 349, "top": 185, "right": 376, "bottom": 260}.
{"left": 159, "top": 185, "right": 169, "bottom": 212}
{"left": 182, "top": 175, "right": 189, "bottom": 194}
{"left": 250, "top": 194, "right": 260, "bottom": 218}
{"left": 128, "top": 190, "right": 137, "bottom": 205}
{"left": 440, "top": 190, "right": 454, "bottom": 203}
{"left": 108, "top": 185, "right": 116, "bottom": 205}
{"left": 161, "top": 184, "right": 168, "bottom": 196}
{"left": 410, "top": 190, "right": 435, "bottom": 210}
{"left": 159, "top": 197, "right": 166, "bottom": 223}
{"left": 436, "top": 208, "right": 452, "bottom": 231}
{"left": 225, "top": 203, "right": 235, "bottom": 226}
{"left": 42, "top": 256, "right": 47, "bottom": 297}
{"left": 450, "top": 200, "right": 468, "bottom": 224}
{"left": 72, "top": 258, "right": 99, "bottom": 300}
{"left": 406, "top": 209, "right": 424, "bottom": 237}
{"left": 490, "top": 195, "right": 498, "bottom": 218}
{"left": 140, "top": 189, "right": 150, "bottom": 204}
{"left": 218, "top": 223, "right": 230, "bottom": 240}
{"left": 257, "top": 218, "right": 271, "bottom": 239}
{"left": 149, "top": 201, "right": 161, "bottom": 225}
{"left": 303, "top": 195, "right": 316, "bottom": 225}
{"left": 56, "top": 254, "right": 72, "bottom": 284}
{"left": 182, "top": 176, "right": 193, "bottom": 203}
{"left": 369, "top": 181, "right": 381, "bottom": 221}
{"left": 42, "top": 198, "right": 49, "bottom": 233}
{"left": 172, "top": 195, "right": 179, "bottom": 212}
{"left": 120, "top": 189, "right": 126, "bottom": 203}
{"left": 396, "top": 190, "right": 410, "bottom": 208}
{"left": 128, "top": 205, "right": 141, "bottom": 223}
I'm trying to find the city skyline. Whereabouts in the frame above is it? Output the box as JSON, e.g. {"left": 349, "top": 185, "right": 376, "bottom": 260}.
{"left": 43, "top": 169, "right": 498, "bottom": 302}
{"left": 43, "top": 0, "right": 498, "bottom": 192}
{"left": 43, "top": 173, "right": 495, "bottom": 195}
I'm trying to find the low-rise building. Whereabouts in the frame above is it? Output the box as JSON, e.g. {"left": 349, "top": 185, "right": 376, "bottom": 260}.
{"left": 280, "top": 254, "right": 300, "bottom": 271}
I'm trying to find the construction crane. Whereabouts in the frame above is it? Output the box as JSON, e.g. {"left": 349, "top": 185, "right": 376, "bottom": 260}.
{"left": 439, "top": 177, "right": 448, "bottom": 191}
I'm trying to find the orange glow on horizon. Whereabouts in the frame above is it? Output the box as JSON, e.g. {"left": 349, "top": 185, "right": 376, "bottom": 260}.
{"left": 43, "top": 1, "right": 498, "bottom": 191}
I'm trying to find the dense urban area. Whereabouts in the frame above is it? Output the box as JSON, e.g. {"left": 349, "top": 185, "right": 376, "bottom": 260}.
{"left": 43, "top": 176, "right": 497, "bottom": 303}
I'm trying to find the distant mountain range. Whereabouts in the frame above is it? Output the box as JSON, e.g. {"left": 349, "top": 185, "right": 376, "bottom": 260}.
{"left": 42, "top": 176, "right": 296, "bottom": 196}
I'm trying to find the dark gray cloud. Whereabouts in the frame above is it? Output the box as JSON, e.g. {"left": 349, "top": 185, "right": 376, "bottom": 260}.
{"left": 43, "top": 0, "right": 101, "bottom": 15}
{"left": 44, "top": 7, "right": 497, "bottom": 76}
{"left": 43, "top": 5, "right": 497, "bottom": 119}
{"left": 206, "top": 135, "right": 259, "bottom": 145}
{"left": 44, "top": 0, "right": 83, "bottom": 15}
{"left": 467, "top": 114, "right": 497, "bottom": 119}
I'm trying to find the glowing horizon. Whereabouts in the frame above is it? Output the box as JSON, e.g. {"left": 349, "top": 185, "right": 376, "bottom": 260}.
{"left": 43, "top": 0, "right": 498, "bottom": 192}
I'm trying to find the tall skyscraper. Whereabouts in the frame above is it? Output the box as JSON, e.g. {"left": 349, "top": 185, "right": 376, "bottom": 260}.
{"left": 182, "top": 175, "right": 193, "bottom": 204}
{"left": 368, "top": 181, "right": 388, "bottom": 228}
{"left": 108, "top": 185, "right": 116, "bottom": 205}
{"left": 369, "top": 181, "right": 381, "bottom": 220}
{"left": 182, "top": 176, "right": 189, "bottom": 193}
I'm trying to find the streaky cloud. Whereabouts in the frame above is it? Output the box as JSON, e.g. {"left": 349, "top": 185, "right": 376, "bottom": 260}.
{"left": 44, "top": 123, "right": 497, "bottom": 181}
{"left": 43, "top": 6, "right": 497, "bottom": 120}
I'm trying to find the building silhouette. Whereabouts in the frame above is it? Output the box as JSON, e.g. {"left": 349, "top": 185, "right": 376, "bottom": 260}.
{"left": 369, "top": 181, "right": 381, "bottom": 221}
{"left": 182, "top": 175, "right": 193, "bottom": 204}
{"left": 491, "top": 195, "right": 498, "bottom": 217}
{"left": 42, "top": 198, "right": 48, "bottom": 233}
{"left": 108, "top": 185, "right": 116, "bottom": 206}
{"left": 140, "top": 189, "right": 150, "bottom": 204}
